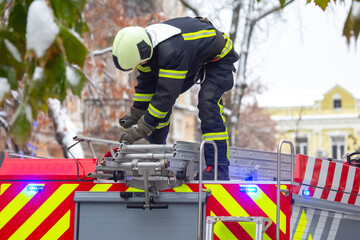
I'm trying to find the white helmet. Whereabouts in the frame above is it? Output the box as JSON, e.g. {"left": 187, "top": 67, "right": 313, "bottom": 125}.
{"left": 112, "top": 26, "right": 153, "bottom": 71}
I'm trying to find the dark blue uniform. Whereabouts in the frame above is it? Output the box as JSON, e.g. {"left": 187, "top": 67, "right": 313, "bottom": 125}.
{"left": 133, "top": 17, "right": 238, "bottom": 166}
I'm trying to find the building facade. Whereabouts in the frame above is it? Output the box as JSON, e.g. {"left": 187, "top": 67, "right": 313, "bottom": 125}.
{"left": 267, "top": 85, "right": 360, "bottom": 160}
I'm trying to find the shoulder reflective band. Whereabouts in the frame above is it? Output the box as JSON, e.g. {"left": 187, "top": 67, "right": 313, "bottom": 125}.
{"left": 213, "top": 34, "right": 233, "bottom": 61}
{"left": 182, "top": 29, "right": 216, "bottom": 40}
{"left": 159, "top": 69, "right": 188, "bottom": 79}
{"left": 134, "top": 93, "right": 154, "bottom": 102}
{"left": 148, "top": 103, "right": 168, "bottom": 119}
{"left": 137, "top": 65, "right": 151, "bottom": 72}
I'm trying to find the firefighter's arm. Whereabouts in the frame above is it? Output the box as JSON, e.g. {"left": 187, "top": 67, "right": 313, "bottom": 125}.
{"left": 120, "top": 65, "right": 156, "bottom": 128}
{"left": 143, "top": 52, "right": 189, "bottom": 127}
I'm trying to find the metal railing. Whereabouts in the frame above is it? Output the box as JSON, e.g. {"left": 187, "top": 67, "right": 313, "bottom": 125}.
{"left": 276, "top": 140, "right": 295, "bottom": 240}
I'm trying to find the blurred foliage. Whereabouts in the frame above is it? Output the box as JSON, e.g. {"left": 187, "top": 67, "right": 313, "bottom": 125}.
{"left": 0, "top": 0, "right": 88, "bottom": 147}
{"left": 306, "top": 0, "right": 360, "bottom": 43}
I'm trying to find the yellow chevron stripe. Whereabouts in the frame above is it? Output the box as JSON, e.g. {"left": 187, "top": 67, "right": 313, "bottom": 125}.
{"left": 210, "top": 211, "right": 237, "bottom": 240}
{"left": 204, "top": 184, "right": 271, "bottom": 240}
{"left": 173, "top": 184, "right": 193, "bottom": 192}
{"left": 9, "top": 184, "right": 78, "bottom": 240}
{"left": 0, "top": 183, "right": 11, "bottom": 195}
{"left": 89, "top": 184, "right": 112, "bottom": 192}
{"left": 241, "top": 185, "right": 287, "bottom": 234}
{"left": 293, "top": 209, "right": 307, "bottom": 239}
{"left": 308, "top": 233, "right": 313, "bottom": 240}
{"left": 0, "top": 184, "right": 44, "bottom": 230}
{"left": 40, "top": 210, "right": 70, "bottom": 240}
{"left": 125, "top": 187, "right": 144, "bottom": 192}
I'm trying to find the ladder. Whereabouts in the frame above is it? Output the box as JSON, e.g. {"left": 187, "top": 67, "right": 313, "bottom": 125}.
{"left": 205, "top": 216, "right": 272, "bottom": 240}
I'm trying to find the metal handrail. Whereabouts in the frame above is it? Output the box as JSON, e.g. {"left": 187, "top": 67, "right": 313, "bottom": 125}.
{"left": 276, "top": 140, "right": 295, "bottom": 240}
{"left": 198, "top": 140, "right": 218, "bottom": 240}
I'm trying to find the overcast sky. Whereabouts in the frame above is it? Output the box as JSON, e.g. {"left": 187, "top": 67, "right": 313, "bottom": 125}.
{"left": 249, "top": 1, "right": 360, "bottom": 107}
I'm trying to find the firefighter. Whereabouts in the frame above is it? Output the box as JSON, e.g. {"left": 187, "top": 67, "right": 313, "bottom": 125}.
{"left": 112, "top": 17, "right": 239, "bottom": 180}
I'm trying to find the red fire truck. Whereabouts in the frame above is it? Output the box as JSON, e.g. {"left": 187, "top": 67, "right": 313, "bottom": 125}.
{"left": 1, "top": 136, "right": 360, "bottom": 240}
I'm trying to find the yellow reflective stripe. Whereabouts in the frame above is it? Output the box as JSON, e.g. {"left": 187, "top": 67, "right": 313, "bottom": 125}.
{"left": 217, "top": 98, "right": 226, "bottom": 123}
{"left": 137, "top": 65, "right": 151, "bottom": 72}
{"left": 294, "top": 209, "right": 307, "bottom": 239}
{"left": 210, "top": 211, "right": 238, "bottom": 240}
{"left": 204, "top": 184, "right": 271, "bottom": 240}
{"left": 156, "top": 119, "right": 170, "bottom": 129}
{"left": 134, "top": 93, "right": 154, "bottom": 102}
{"left": 125, "top": 187, "right": 144, "bottom": 192}
{"left": 240, "top": 185, "right": 287, "bottom": 234}
{"left": 173, "top": 184, "right": 193, "bottom": 192}
{"left": 203, "top": 131, "right": 228, "bottom": 141}
{"left": 0, "top": 183, "right": 11, "bottom": 195}
{"left": 40, "top": 210, "right": 70, "bottom": 240}
{"left": 159, "top": 69, "right": 188, "bottom": 79}
{"left": 9, "top": 184, "right": 78, "bottom": 240}
{"left": 182, "top": 29, "right": 216, "bottom": 40}
{"left": 148, "top": 103, "right": 168, "bottom": 119}
{"left": 0, "top": 184, "right": 44, "bottom": 230}
{"left": 216, "top": 34, "right": 232, "bottom": 59}
{"left": 90, "top": 184, "right": 112, "bottom": 192}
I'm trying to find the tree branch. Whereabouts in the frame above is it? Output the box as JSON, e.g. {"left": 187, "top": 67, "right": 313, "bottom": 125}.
{"left": 180, "top": 0, "right": 200, "bottom": 16}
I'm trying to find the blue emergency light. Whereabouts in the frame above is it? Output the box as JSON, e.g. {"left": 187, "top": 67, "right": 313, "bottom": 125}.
{"left": 27, "top": 185, "right": 44, "bottom": 192}
{"left": 239, "top": 186, "right": 258, "bottom": 194}
{"left": 302, "top": 189, "right": 310, "bottom": 196}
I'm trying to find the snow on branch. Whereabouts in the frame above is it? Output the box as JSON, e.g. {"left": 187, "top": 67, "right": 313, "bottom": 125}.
{"left": 88, "top": 47, "right": 113, "bottom": 57}
{"left": 48, "top": 98, "right": 84, "bottom": 158}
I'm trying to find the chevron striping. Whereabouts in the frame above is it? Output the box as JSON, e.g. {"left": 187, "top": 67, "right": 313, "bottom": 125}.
{"left": 294, "top": 209, "right": 307, "bottom": 240}
{"left": 125, "top": 187, "right": 144, "bottom": 192}
{"left": 173, "top": 184, "right": 193, "bottom": 192}
{"left": 0, "top": 184, "right": 44, "bottom": 230}
{"left": 0, "top": 183, "right": 11, "bottom": 195}
{"left": 40, "top": 210, "right": 70, "bottom": 240}
{"left": 242, "top": 185, "right": 287, "bottom": 234}
{"left": 8, "top": 184, "right": 78, "bottom": 240}
{"left": 89, "top": 184, "right": 112, "bottom": 192}
{"left": 205, "top": 184, "right": 271, "bottom": 240}
{"left": 210, "top": 211, "right": 238, "bottom": 240}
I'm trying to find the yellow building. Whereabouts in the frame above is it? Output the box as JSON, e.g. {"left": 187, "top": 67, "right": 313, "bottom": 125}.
{"left": 267, "top": 85, "right": 360, "bottom": 160}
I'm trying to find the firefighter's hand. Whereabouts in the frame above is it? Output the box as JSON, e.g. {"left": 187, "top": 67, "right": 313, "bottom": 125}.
{"left": 119, "top": 106, "right": 146, "bottom": 129}
{"left": 119, "top": 116, "right": 155, "bottom": 144}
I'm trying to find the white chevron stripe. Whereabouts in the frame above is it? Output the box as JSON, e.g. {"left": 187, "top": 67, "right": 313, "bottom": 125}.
{"left": 341, "top": 193, "right": 350, "bottom": 204}
{"left": 344, "top": 166, "right": 356, "bottom": 193}
{"left": 330, "top": 163, "right": 343, "bottom": 192}
{"left": 312, "top": 210, "right": 329, "bottom": 240}
{"left": 355, "top": 195, "right": 360, "bottom": 206}
{"left": 303, "top": 156, "right": 316, "bottom": 185}
{"left": 327, "top": 212, "right": 342, "bottom": 240}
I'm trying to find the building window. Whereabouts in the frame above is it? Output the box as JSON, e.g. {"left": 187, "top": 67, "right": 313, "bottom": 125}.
{"left": 295, "top": 137, "right": 308, "bottom": 155}
{"left": 331, "top": 136, "right": 345, "bottom": 160}
{"left": 333, "top": 99, "right": 341, "bottom": 109}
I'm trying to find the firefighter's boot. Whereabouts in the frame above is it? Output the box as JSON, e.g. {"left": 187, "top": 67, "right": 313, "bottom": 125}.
{"left": 195, "top": 165, "right": 230, "bottom": 181}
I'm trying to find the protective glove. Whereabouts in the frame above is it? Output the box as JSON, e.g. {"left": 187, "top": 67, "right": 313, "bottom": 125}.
{"left": 119, "top": 116, "right": 156, "bottom": 144}
{"left": 119, "top": 106, "right": 146, "bottom": 129}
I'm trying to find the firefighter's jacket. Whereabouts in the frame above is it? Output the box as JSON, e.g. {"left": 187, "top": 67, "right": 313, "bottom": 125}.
{"left": 133, "top": 17, "right": 237, "bottom": 127}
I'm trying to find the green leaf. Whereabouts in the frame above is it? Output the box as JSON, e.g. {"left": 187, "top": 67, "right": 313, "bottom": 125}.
{"left": 9, "top": 102, "right": 33, "bottom": 148}
{"left": 279, "top": 0, "right": 286, "bottom": 6}
{"left": 0, "top": 30, "right": 26, "bottom": 79}
{"left": 0, "top": 65, "right": 17, "bottom": 90}
{"left": 66, "top": 66, "right": 86, "bottom": 97}
{"left": 59, "top": 25, "right": 87, "bottom": 67}
{"left": 50, "top": 0, "right": 77, "bottom": 27}
{"left": 308, "top": 0, "right": 331, "bottom": 11}
{"left": 43, "top": 51, "right": 67, "bottom": 101}
{"left": 8, "top": 3, "right": 27, "bottom": 39}
{"left": 343, "top": 5, "right": 360, "bottom": 44}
